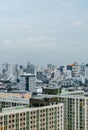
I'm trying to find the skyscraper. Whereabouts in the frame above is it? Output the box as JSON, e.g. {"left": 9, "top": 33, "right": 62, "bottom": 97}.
{"left": 20, "top": 73, "right": 36, "bottom": 92}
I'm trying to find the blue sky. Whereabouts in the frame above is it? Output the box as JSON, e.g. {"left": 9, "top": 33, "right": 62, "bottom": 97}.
{"left": 0, "top": 0, "right": 88, "bottom": 66}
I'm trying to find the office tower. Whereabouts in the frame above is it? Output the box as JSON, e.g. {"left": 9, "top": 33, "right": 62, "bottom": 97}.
{"left": 79, "top": 63, "right": 85, "bottom": 76}
{"left": 85, "top": 64, "right": 88, "bottom": 79}
{"left": 47, "top": 64, "right": 55, "bottom": 74}
{"left": 0, "top": 65, "right": 3, "bottom": 78}
{"left": 7, "top": 64, "right": 19, "bottom": 82}
{"left": 36, "top": 71, "right": 43, "bottom": 80}
{"left": 72, "top": 62, "right": 79, "bottom": 77}
{"left": 58, "top": 91, "right": 88, "bottom": 130}
{"left": 26, "top": 62, "right": 35, "bottom": 74}
{"left": 58, "top": 66, "right": 64, "bottom": 75}
{"left": 20, "top": 73, "right": 36, "bottom": 92}
{"left": 67, "top": 64, "right": 73, "bottom": 71}
{"left": 2, "top": 63, "right": 8, "bottom": 80}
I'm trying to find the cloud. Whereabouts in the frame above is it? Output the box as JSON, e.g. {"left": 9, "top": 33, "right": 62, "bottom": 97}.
{"left": 60, "top": 1, "right": 74, "bottom": 7}
{"left": 72, "top": 20, "right": 83, "bottom": 27}
{"left": 0, "top": 35, "right": 57, "bottom": 51}
{"left": 3, "top": 40, "right": 11, "bottom": 46}
{"left": 16, "top": 35, "right": 57, "bottom": 51}
{"left": 58, "top": 1, "right": 74, "bottom": 7}
{"left": 0, "top": 18, "right": 32, "bottom": 30}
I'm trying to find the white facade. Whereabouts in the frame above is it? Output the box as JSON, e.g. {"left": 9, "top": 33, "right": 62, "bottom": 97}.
{"left": 0, "top": 103, "right": 64, "bottom": 130}
{"left": 59, "top": 92, "right": 88, "bottom": 130}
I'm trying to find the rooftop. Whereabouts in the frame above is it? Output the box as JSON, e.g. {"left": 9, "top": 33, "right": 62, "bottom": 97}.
{"left": 0, "top": 92, "right": 31, "bottom": 104}
{"left": 0, "top": 92, "right": 31, "bottom": 99}
{"left": 0, "top": 103, "right": 63, "bottom": 116}
{"left": 43, "top": 87, "right": 61, "bottom": 90}
{"left": 58, "top": 91, "right": 88, "bottom": 99}
{"left": 20, "top": 73, "right": 35, "bottom": 77}
{"left": 32, "top": 94, "right": 58, "bottom": 100}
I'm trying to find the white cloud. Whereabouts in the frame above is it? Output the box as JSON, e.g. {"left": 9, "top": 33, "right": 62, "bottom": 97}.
{"left": 57, "top": 0, "right": 74, "bottom": 7}
{"left": 0, "top": 18, "right": 32, "bottom": 31}
{"left": 16, "top": 35, "right": 57, "bottom": 51}
{"left": 0, "top": 35, "right": 57, "bottom": 51}
{"left": 72, "top": 20, "right": 83, "bottom": 27}
{"left": 60, "top": 2, "right": 73, "bottom": 7}
{"left": 3, "top": 40, "right": 12, "bottom": 46}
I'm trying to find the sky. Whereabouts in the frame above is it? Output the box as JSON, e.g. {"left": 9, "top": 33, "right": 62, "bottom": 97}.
{"left": 0, "top": 0, "right": 88, "bottom": 66}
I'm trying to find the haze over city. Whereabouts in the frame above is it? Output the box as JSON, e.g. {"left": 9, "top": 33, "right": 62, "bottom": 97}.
{"left": 0, "top": 0, "right": 88, "bottom": 66}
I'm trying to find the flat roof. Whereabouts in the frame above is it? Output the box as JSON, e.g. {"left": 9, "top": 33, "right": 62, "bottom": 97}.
{"left": 20, "top": 73, "right": 35, "bottom": 77}
{"left": 31, "top": 94, "right": 58, "bottom": 100}
{"left": 58, "top": 93, "right": 88, "bottom": 99}
{"left": 0, "top": 92, "right": 31, "bottom": 99}
{"left": 43, "top": 87, "right": 61, "bottom": 90}
{"left": 0, "top": 103, "right": 63, "bottom": 116}
{"left": 0, "top": 98, "right": 29, "bottom": 104}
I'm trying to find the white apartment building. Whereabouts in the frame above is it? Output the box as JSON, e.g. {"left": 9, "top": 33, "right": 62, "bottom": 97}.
{"left": 58, "top": 91, "right": 88, "bottom": 130}
{"left": 0, "top": 103, "right": 64, "bottom": 130}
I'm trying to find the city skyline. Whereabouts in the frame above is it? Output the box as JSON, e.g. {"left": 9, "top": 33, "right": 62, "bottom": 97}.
{"left": 0, "top": 0, "right": 88, "bottom": 66}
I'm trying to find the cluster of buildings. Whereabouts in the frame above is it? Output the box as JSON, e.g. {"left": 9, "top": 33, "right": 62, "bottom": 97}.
{"left": 0, "top": 61, "right": 88, "bottom": 93}
{"left": 1, "top": 87, "right": 88, "bottom": 130}
{"left": 0, "top": 61, "right": 88, "bottom": 129}
{"left": 0, "top": 90, "right": 64, "bottom": 130}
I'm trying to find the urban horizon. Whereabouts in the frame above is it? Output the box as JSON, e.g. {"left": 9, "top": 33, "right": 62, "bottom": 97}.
{"left": 0, "top": 1, "right": 88, "bottom": 130}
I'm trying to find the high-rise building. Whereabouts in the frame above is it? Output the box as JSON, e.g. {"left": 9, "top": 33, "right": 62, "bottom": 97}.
{"left": 36, "top": 71, "right": 43, "bottom": 80}
{"left": 0, "top": 98, "right": 64, "bottom": 130}
{"left": 47, "top": 64, "right": 55, "bottom": 74}
{"left": 20, "top": 73, "right": 36, "bottom": 92}
{"left": 79, "top": 63, "right": 85, "bottom": 76}
{"left": 58, "top": 91, "right": 88, "bottom": 130}
{"left": 26, "top": 62, "right": 35, "bottom": 74}
{"left": 67, "top": 64, "right": 73, "bottom": 71}
{"left": 72, "top": 62, "right": 79, "bottom": 77}
{"left": 85, "top": 64, "right": 88, "bottom": 79}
